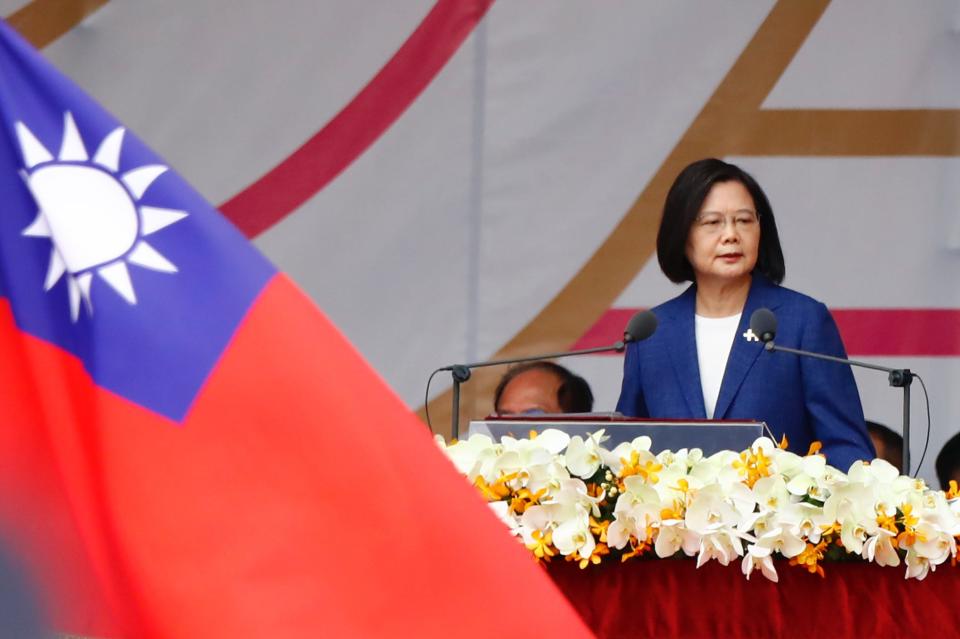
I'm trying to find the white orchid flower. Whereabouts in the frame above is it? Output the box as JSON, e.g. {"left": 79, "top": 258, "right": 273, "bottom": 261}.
{"left": 695, "top": 529, "right": 745, "bottom": 567}
{"left": 552, "top": 509, "right": 595, "bottom": 558}
{"left": 600, "top": 437, "right": 656, "bottom": 477}
{"left": 741, "top": 509, "right": 770, "bottom": 538}
{"left": 617, "top": 478, "right": 662, "bottom": 509}
{"left": 726, "top": 481, "right": 759, "bottom": 520}
{"left": 839, "top": 516, "right": 876, "bottom": 555}
{"left": 822, "top": 482, "right": 874, "bottom": 525}
{"left": 685, "top": 451, "right": 725, "bottom": 484}
{"left": 607, "top": 502, "right": 660, "bottom": 549}
{"left": 606, "top": 519, "right": 633, "bottom": 550}
{"left": 685, "top": 484, "right": 750, "bottom": 533}
{"left": 862, "top": 529, "right": 900, "bottom": 567}
{"left": 517, "top": 500, "right": 587, "bottom": 549}
{"left": 699, "top": 450, "right": 744, "bottom": 488}
{"left": 656, "top": 447, "right": 697, "bottom": 473}
{"left": 865, "top": 458, "right": 901, "bottom": 484}
{"left": 904, "top": 549, "right": 933, "bottom": 580}
{"left": 547, "top": 478, "right": 603, "bottom": 517}
{"left": 661, "top": 447, "right": 704, "bottom": 472}
{"left": 750, "top": 437, "right": 777, "bottom": 456}
{"left": 601, "top": 436, "right": 652, "bottom": 464}
{"left": 911, "top": 523, "right": 956, "bottom": 566}
{"left": 790, "top": 502, "right": 831, "bottom": 544}
{"left": 848, "top": 459, "right": 907, "bottom": 491}
{"left": 685, "top": 485, "right": 739, "bottom": 533}
{"left": 742, "top": 544, "right": 778, "bottom": 582}
{"left": 752, "top": 475, "right": 791, "bottom": 513}
{"left": 919, "top": 492, "right": 960, "bottom": 537}
{"left": 529, "top": 429, "right": 572, "bottom": 454}
{"left": 755, "top": 526, "right": 806, "bottom": 559}
{"left": 494, "top": 436, "right": 559, "bottom": 486}
{"left": 564, "top": 431, "right": 607, "bottom": 479}
{"left": 517, "top": 503, "right": 560, "bottom": 547}
{"left": 784, "top": 454, "right": 827, "bottom": 498}
{"left": 649, "top": 467, "right": 693, "bottom": 503}
{"left": 817, "top": 464, "right": 848, "bottom": 492}
{"left": 771, "top": 449, "right": 804, "bottom": 478}
{"left": 441, "top": 433, "right": 497, "bottom": 477}
{"left": 522, "top": 460, "right": 571, "bottom": 496}
{"left": 654, "top": 519, "right": 700, "bottom": 558}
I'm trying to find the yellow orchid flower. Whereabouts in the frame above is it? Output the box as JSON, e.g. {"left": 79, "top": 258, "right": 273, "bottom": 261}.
{"left": 620, "top": 538, "right": 650, "bottom": 562}
{"left": 525, "top": 529, "right": 556, "bottom": 563}
{"left": 733, "top": 447, "right": 772, "bottom": 488}
{"left": 509, "top": 486, "right": 547, "bottom": 515}
{"left": 947, "top": 480, "right": 960, "bottom": 500}
{"left": 619, "top": 450, "right": 643, "bottom": 479}
{"left": 789, "top": 540, "right": 828, "bottom": 578}
{"left": 577, "top": 543, "right": 610, "bottom": 569}
{"left": 589, "top": 517, "right": 610, "bottom": 543}
{"left": 473, "top": 472, "right": 517, "bottom": 502}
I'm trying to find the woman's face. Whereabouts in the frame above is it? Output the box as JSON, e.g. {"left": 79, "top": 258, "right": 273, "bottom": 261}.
{"left": 685, "top": 180, "right": 760, "bottom": 286}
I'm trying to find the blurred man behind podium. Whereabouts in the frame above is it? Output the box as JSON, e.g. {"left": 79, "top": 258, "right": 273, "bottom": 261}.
{"left": 494, "top": 362, "right": 594, "bottom": 415}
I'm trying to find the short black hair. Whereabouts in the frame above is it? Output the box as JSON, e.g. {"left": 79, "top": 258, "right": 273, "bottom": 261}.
{"left": 656, "top": 158, "right": 786, "bottom": 284}
{"left": 866, "top": 420, "right": 903, "bottom": 471}
{"left": 936, "top": 431, "right": 960, "bottom": 490}
{"left": 493, "top": 361, "right": 594, "bottom": 414}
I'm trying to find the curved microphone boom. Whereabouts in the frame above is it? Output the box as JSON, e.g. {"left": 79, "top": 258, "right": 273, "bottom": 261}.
{"left": 749, "top": 307, "right": 921, "bottom": 475}
{"left": 433, "top": 309, "right": 658, "bottom": 439}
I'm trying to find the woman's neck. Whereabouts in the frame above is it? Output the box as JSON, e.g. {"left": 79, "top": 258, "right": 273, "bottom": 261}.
{"left": 695, "top": 275, "right": 752, "bottom": 317}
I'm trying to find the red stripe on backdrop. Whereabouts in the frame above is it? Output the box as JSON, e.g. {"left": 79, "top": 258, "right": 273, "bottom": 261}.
{"left": 219, "top": 0, "right": 496, "bottom": 238}
{"left": 573, "top": 308, "right": 960, "bottom": 356}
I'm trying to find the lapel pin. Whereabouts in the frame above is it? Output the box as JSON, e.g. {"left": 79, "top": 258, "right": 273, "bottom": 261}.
{"left": 743, "top": 328, "right": 759, "bottom": 343}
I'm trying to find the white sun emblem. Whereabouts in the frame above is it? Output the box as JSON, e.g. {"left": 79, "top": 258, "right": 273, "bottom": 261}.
{"left": 16, "top": 111, "right": 187, "bottom": 321}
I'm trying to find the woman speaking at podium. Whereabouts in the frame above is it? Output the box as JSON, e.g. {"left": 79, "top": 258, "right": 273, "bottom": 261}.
{"left": 616, "top": 158, "right": 874, "bottom": 471}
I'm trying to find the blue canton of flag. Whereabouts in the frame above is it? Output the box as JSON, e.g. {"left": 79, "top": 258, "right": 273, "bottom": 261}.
{"left": 0, "top": 20, "right": 275, "bottom": 421}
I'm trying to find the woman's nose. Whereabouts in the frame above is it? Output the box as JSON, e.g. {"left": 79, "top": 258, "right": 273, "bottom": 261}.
{"left": 720, "top": 220, "right": 740, "bottom": 241}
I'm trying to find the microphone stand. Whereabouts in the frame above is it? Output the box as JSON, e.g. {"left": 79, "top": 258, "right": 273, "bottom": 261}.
{"left": 444, "top": 340, "right": 628, "bottom": 441}
{"left": 762, "top": 340, "right": 914, "bottom": 474}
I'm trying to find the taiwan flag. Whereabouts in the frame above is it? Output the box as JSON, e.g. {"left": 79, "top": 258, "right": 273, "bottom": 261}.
{"left": 0, "top": 19, "right": 592, "bottom": 639}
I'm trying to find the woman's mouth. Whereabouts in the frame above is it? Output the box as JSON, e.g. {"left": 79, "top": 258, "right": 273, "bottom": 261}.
{"left": 718, "top": 253, "right": 742, "bottom": 262}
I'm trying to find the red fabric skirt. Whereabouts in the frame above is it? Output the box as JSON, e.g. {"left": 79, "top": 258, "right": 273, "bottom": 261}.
{"left": 549, "top": 558, "right": 960, "bottom": 638}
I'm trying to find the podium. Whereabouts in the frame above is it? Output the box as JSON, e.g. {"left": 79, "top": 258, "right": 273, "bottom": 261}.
{"left": 467, "top": 414, "right": 770, "bottom": 456}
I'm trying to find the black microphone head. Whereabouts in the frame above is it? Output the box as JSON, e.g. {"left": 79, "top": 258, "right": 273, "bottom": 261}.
{"left": 624, "top": 310, "right": 657, "bottom": 343}
{"left": 749, "top": 308, "right": 777, "bottom": 343}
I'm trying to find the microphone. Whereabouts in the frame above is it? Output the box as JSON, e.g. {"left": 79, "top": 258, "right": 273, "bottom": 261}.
{"left": 624, "top": 309, "right": 658, "bottom": 344}
{"left": 748, "top": 308, "right": 777, "bottom": 345}
{"left": 435, "top": 310, "right": 657, "bottom": 439}
{"left": 748, "top": 307, "right": 918, "bottom": 475}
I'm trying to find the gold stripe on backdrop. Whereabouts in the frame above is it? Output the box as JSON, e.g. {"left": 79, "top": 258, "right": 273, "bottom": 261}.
{"left": 420, "top": 0, "right": 960, "bottom": 437}
{"left": 732, "top": 110, "right": 960, "bottom": 156}
{"left": 6, "top": 0, "right": 108, "bottom": 49}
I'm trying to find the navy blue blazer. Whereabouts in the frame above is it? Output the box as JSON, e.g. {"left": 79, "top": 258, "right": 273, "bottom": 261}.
{"left": 616, "top": 274, "right": 875, "bottom": 472}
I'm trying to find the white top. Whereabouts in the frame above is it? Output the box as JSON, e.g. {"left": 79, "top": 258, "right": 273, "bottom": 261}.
{"left": 694, "top": 313, "right": 742, "bottom": 419}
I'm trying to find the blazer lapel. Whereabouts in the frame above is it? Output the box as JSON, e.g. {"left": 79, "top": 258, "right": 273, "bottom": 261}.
{"left": 713, "top": 275, "right": 783, "bottom": 419}
{"left": 666, "top": 286, "right": 707, "bottom": 418}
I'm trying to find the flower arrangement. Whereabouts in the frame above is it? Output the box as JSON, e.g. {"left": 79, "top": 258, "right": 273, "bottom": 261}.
{"left": 438, "top": 430, "right": 960, "bottom": 582}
